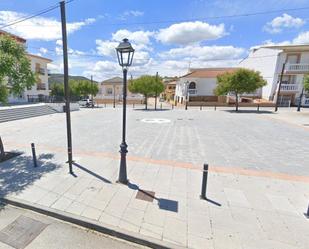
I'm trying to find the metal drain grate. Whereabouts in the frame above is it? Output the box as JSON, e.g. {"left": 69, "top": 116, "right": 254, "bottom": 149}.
{"left": 0, "top": 215, "right": 48, "bottom": 249}
{"left": 136, "top": 190, "right": 155, "bottom": 202}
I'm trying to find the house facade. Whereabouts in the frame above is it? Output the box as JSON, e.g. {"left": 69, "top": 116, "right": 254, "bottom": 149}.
{"left": 97, "top": 76, "right": 142, "bottom": 101}
{"left": 174, "top": 68, "right": 239, "bottom": 104}
{"left": 1, "top": 30, "right": 52, "bottom": 104}
{"left": 161, "top": 80, "right": 177, "bottom": 101}
{"left": 239, "top": 44, "right": 309, "bottom": 106}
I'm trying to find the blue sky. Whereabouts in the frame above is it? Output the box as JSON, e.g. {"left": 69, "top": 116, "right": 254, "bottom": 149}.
{"left": 1, "top": 0, "right": 309, "bottom": 80}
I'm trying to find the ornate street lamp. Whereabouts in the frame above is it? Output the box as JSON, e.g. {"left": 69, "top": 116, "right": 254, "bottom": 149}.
{"left": 115, "top": 38, "right": 135, "bottom": 184}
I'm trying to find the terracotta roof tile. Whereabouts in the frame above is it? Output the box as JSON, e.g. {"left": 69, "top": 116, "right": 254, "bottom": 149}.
{"left": 181, "top": 68, "right": 239, "bottom": 78}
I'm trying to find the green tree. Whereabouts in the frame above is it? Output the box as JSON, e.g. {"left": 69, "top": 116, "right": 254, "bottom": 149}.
{"left": 0, "top": 35, "right": 36, "bottom": 104}
{"left": 50, "top": 80, "right": 98, "bottom": 101}
{"left": 129, "top": 75, "right": 164, "bottom": 110}
{"left": 304, "top": 74, "right": 309, "bottom": 92}
{"left": 50, "top": 83, "right": 64, "bottom": 99}
{"left": 214, "top": 68, "right": 267, "bottom": 111}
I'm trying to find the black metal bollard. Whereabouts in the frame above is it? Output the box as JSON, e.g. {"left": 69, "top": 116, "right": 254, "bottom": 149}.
{"left": 257, "top": 104, "right": 260, "bottom": 112}
{"left": 200, "top": 106, "right": 202, "bottom": 110}
{"left": 306, "top": 203, "right": 309, "bottom": 218}
{"left": 31, "top": 143, "right": 37, "bottom": 168}
{"left": 214, "top": 105, "right": 217, "bottom": 111}
{"left": 200, "top": 164, "right": 208, "bottom": 200}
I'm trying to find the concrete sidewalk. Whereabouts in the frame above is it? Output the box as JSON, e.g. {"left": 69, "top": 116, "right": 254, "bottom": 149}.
{"left": 1, "top": 149, "right": 308, "bottom": 249}
{"left": 0, "top": 204, "right": 143, "bottom": 249}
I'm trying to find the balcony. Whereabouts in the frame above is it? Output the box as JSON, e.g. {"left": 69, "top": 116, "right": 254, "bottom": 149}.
{"left": 36, "top": 68, "right": 45, "bottom": 75}
{"left": 280, "top": 83, "right": 298, "bottom": 91}
{"left": 188, "top": 89, "right": 197, "bottom": 95}
{"left": 37, "top": 83, "right": 46, "bottom": 90}
{"left": 286, "top": 63, "right": 309, "bottom": 73}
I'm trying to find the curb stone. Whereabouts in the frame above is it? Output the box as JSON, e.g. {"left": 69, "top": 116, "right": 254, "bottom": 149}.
{"left": 0, "top": 197, "right": 186, "bottom": 249}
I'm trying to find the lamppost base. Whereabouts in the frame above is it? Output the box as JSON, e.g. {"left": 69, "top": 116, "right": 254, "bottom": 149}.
{"left": 116, "top": 179, "right": 129, "bottom": 185}
{"left": 118, "top": 142, "right": 128, "bottom": 184}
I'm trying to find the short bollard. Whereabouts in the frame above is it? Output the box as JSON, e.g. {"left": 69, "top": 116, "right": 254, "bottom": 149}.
{"left": 31, "top": 143, "right": 37, "bottom": 168}
{"left": 200, "top": 164, "right": 208, "bottom": 200}
{"left": 133, "top": 103, "right": 135, "bottom": 108}
{"left": 104, "top": 103, "right": 106, "bottom": 108}
{"left": 214, "top": 105, "right": 217, "bottom": 111}
{"left": 200, "top": 106, "right": 202, "bottom": 110}
{"left": 257, "top": 104, "right": 260, "bottom": 112}
{"left": 160, "top": 103, "right": 162, "bottom": 109}
{"left": 306, "top": 203, "right": 309, "bottom": 218}
{"left": 172, "top": 104, "right": 174, "bottom": 110}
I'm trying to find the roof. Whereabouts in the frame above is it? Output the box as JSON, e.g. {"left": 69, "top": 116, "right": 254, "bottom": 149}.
{"left": 181, "top": 68, "right": 238, "bottom": 78}
{"left": 167, "top": 80, "right": 177, "bottom": 85}
{"left": 101, "top": 77, "right": 123, "bottom": 84}
{"left": 27, "top": 53, "right": 52, "bottom": 63}
{"left": 0, "top": 30, "right": 26, "bottom": 43}
{"left": 261, "top": 44, "right": 309, "bottom": 52}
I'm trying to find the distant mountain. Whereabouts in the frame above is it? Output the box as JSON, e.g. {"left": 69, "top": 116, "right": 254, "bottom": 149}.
{"left": 48, "top": 74, "right": 99, "bottom": 85}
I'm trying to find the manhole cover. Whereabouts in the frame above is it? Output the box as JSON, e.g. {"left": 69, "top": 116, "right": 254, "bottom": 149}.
{"left": 140, "top": 118, "right": 171, "bottom": 124}
{"left": 136, "top": 190, "right": 156, "bottom": 202}
{"left": 0, "top": 215, "right": 48, "bottom": 249}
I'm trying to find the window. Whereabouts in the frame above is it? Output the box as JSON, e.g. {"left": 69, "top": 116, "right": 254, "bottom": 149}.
{"left": 189, "top": 82, "right": 196, "bottom": 89}
{"left": 106, "top": 88, "right": 113, "bottom": 95}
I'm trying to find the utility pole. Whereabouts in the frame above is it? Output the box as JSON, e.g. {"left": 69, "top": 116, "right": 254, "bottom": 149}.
{"left": 154, "top": 72, "right": 158, "bottom": 110}
{"left": 60, "top": 0, "right": 73, "bottom": 174}
{"left": 275, "top": 62, "right": 286, "bottom": 112}
{"left": 91, "top": 75, "right": 94, "bottom": 108}
{"left": 297, "top": 87, "right": 304, "bottom": 112}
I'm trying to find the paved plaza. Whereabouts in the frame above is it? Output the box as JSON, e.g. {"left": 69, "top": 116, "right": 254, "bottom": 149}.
{"left": 0, "top": 106, "right": 309, "bottom": 248}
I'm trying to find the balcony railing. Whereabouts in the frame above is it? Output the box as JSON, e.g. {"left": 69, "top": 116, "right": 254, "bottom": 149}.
{"left": 36, "top": 68, "right": 45, "bottom": 75}
{"left": 37, "top": 83, "right": 46, "bottom": 90}
{"left": 188, "top": 89, "right": 197, "bottom": 95}
{"left": 286, "top": 63, "right": 309, "bottom": 73}
{"left": 280, "top": 84, "right": 298, "bottom": 91}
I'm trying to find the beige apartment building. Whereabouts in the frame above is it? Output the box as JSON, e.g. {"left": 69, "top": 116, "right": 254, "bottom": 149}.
{"left": 0, "top": 30, "right": 52, "bottom": 104}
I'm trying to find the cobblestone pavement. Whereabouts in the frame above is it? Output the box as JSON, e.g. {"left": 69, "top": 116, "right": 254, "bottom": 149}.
{"left": 1, "top": 107, "right": 309, "bottom": 175}
{"left": 1, "top": 107, "right": 309, "bottom": 248}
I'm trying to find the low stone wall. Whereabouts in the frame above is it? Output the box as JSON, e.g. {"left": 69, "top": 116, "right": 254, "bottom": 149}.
{"left": 95, "top": 99, "right": 144, "bottom": 104}
{"left": 46, "top": 103, "right": 80, "bottom": 112}
{"left": 188, "top": 101, "right": 275, "bottom": 107}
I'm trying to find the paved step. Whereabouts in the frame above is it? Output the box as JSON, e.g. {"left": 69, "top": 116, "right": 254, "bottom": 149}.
{"left": 0, "top": 105, "right": 58, "bottom": 123}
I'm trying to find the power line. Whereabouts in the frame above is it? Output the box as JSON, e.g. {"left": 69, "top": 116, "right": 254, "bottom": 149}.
{"left": 2, "top": 5, "right": 309, "bottom": 28}
{"left": 27, "top": 45, "right": 279, "bottom": 61}
{"left": 0, "top": 0, "right": 75, "bottom": 30}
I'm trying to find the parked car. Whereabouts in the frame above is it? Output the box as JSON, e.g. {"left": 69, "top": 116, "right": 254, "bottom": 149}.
{"left": 78, "top": 99, "right": 94, "bottom": 107}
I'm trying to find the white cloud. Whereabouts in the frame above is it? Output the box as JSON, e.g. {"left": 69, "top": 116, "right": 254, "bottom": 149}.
{"left": 156, "top": 21, "right": 226, "bottom": 45}
{"left": 112, "top": 29, "right": 154, "bottom": 45}
{"left": 95, "top": 40, "right": 119, "bottom": 57}
{"left": 160, "top": 45, "right": 245, "bottom": 61}
{"left": 264, "top": 13, "right": 305, "bottom": 34}
{"left": 119, "top": 10, "right": 144, "bottom": 20}
{"left": 0, "top": 11, "right": 96, "bottom": 41}
{"left": 56, "top": 40, "right": 63, "bottom": 46}
{"left": 39, "top": 47, "right": 48, "bottom": 54}
{"left": 293, "top": 31, "right": 309, "bottom": 44}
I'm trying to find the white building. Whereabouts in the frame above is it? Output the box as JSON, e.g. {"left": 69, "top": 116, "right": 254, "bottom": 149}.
{"left": 175, "top": 68, "right": 238, "bottom": 104}
{"left": 240, "top": 44, "right": 309, "bottom": 107}
{"left": 97, "top": 76, "right": 143, "bottom": 101}
{"left": 0, "top": 30, "right": 52, "bottom": 104}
